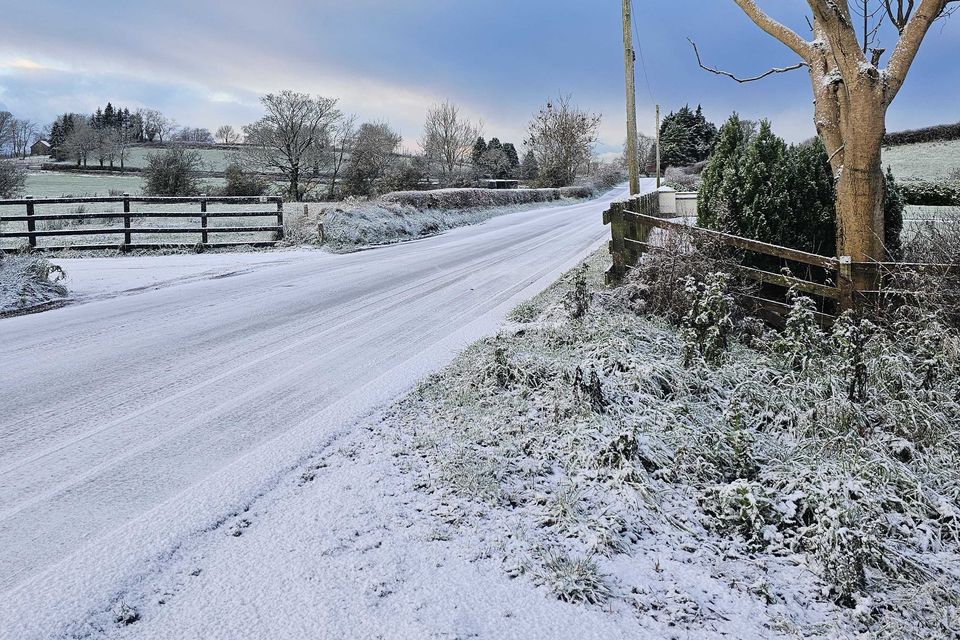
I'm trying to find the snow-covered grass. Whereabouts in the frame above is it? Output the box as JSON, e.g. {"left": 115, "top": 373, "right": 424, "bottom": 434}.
{"left": 0, "top": 253, "right": 68, "bottom": 313}
{"left": 23, "top": 171, "right": 147, "bottom": 197}
{"left": 306, "top": 187, "right": 599, "bottom": 251}
{"left": 884, "top": 139, "right": 960, "bottom": 182}
{"left": 389, "top": 248, "right": 960, "bottom": 637}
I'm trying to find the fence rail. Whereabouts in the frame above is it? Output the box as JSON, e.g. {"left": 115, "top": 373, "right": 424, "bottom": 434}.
{"left": 0, "top": 194, "right": 284, "bottom": 252}
{"left": 603, "top": 192, "right": 958, "bottom": 321}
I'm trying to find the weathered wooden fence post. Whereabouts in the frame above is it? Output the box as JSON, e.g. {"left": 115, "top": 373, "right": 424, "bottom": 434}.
{"left": 275, "top": 197, "right": 284, "bottom": 240}
{"left": 605, "top": 201, "right": 626, "bottom": 285}
{"left": 122, "top": 193, "right": 132, "bottom": 249}
{"left": 200, "top": 195, "right": 208, "bottom": 246}
{"left": 838, "top": 256, "right": 853, "bottom": 312}
{"left": 25, "top": 196, "right": 36, "bottom": 249}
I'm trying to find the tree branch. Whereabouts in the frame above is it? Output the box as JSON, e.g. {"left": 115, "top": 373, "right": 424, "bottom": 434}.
{"left": 885, "top": 0, "right": 951, "bottom": 100}
{"left": 732, "top": 0, "right": 813, "bottom": 59}
{"left": 688, "top": 39, "right": 809, "bottom": 83}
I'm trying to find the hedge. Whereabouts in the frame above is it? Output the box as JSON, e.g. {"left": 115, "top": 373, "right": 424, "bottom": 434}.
{"left": 380, "top": 186, "right": 594, "bottom": 210}
{"left": 884, "top": 122, "right": 960, "bottom": 147}
{"left": 897, "top": 180, "right": 960, "bottom": 206}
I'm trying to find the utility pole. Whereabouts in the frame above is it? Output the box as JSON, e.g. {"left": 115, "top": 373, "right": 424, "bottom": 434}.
{"left": 655, "top": 104, "right": 661, "bottom": 189}
{"left": 622, "top": 0, "right": 639, "bottom": 195}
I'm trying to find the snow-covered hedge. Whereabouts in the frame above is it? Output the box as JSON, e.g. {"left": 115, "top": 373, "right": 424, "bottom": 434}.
{"left": 898, "top": 179, "right": 960, "bottom": 206}
{"left": 0, "top": 254, "right": 68, "bottom": 313}
{"left": 391, "top": 249, "right": 960, "bottom": 637}
{"left": 380, "top": 186, "right": 594, "bottom": 210}
{"left": 318, "top": 187, "right": 595, "bottom": 251}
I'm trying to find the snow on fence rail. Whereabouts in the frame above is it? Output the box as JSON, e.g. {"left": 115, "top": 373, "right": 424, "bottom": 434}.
{"left": 0, "top": 194, "right": 284, "bottom": 252}
{"left": 603, "top": 193, "right": 959, "bottom": 321}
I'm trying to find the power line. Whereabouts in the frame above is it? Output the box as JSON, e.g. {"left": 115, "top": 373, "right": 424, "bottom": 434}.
{"left": 630, "top": 0, "right": 656, "bottom": 106}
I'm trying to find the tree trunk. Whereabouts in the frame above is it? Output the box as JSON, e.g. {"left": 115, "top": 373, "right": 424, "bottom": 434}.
{"left": 290, "top": 165, "right": 300, "bottom": 201}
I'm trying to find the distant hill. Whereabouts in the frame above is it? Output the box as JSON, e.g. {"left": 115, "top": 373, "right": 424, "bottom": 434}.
{"left": 884, "top": 122, "right": 960, "bottom": 147}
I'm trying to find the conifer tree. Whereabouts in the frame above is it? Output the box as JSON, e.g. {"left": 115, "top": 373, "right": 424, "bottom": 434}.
{"left": 520, "top": 150, "right": 539, "bottom": 181}
{"left": 471, "top": 136, "right": 487, "bottom": 170}
{"left": 503, "top": 143, "right": 520, "bottom": 171}
{"left": 698, "top": 114, "right": 748, "bottom": 231}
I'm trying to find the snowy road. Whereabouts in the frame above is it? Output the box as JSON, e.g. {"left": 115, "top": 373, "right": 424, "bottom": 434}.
{"left": 0, "top": 185, "right": 637, "bottom": 599}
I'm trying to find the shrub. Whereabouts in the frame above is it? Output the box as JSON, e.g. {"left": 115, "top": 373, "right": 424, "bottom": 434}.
{"left": 142, "top": 147, "right": 204, "bottom": 196}
{"left": 221, "top": 161, "right": 269, "bottom": 196}
{"left": 663, "top": 167, "right": 700, "bottom": 191}
{"left": 0, "top": 160, "right": 27, "bottom": 199}
{"left": 589, "top": 163, "right": 627, "bottom": 192}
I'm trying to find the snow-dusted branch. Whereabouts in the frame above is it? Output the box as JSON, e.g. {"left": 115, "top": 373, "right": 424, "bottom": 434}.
{"left": 732, "top": 0, "right": 813, "bottom": 59}
{"left": 688, "top": 39, "right": 808, "bottom": 83}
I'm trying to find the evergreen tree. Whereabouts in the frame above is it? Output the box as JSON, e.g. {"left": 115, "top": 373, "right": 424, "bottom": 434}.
{"left": 471, "top": 136, "right": 487, "bottom": 170}
{"left": 660, "top": 104, "right": 717, "bottom": 169}
{"left": 520, "top": 150, "right": 539, "bottom": 181}
{"left": 698, "top": 114, "right": 748, "bottom": 231}
{"left": 700, "top": 114, "right": 838, "bottom": 261}
{"left": 103, "top": 103, "right": 116, "bottom": 128}
{"left": 659, "top": 106, "right": 697, "bottom": 169}
{"left": 884, "top": 166, "right": 904, "bottom": 260}
{"left": 503, "top": 143, "right": 520, "bottom": 171}
{"left": 738, "top": 120, "right": 789, "bottom": 243}
{"left": 692, "top": 105, "right": 718, "bottom": 162}
{"left": 782, "top": 138, "right": 836, "bottom": 255}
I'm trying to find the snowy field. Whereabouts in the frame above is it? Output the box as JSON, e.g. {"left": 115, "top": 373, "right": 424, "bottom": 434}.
{"left": 0, "top": 184, "right": 640, "bottom": 638}
{"left": 883, "top": 139, "right": 960, "bottom": 181}
{"left": 23, "top": 171, "right": 148, "bottom": 197}
{"left": 46, "top": 145, "right": 241, "bottom": 172}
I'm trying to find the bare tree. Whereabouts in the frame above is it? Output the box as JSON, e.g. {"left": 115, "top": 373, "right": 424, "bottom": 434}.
{"left": 11, "top": 119, "right": 39, "bottom": 159}
{"left": 344, "top": 122, "right": 402, "bottom": 196}
{"left": 0, "top": 160, "right": 26, "bottom": 197}
{"left": 0, "top": 111, "right": 15, "bottom": 154}
{"left": 138, "top": 108, "right": 176, "bottom": 143}
{"left": 93, "top": 125, "right": 118, "bottom": 168}
{"left": 525, "top": 95, "right": 601, "bottom": 187}
{"left": 692, "top": 0, "right": 958, "bottom": 264}
{"left": 242, "top": 91, "right": 340, "bottom": 200}
{"left": 420, "top": 101, "right": 478, "bottom": 182}
{"left": 62, "top": 118, "right": 95, "bottom": 167}
{"left": 216, "top": 124, "right": 241, "bottom": 144}
{"left": 173, "top": 127, "right": 214, "bottom": 144}
{"left": 326, "top": 113, "right": 357, "bottom": 199}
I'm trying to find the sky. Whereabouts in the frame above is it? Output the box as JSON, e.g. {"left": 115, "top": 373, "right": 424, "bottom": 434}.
{"left": 0, "top": 0, "right": 957, "bottom": 155}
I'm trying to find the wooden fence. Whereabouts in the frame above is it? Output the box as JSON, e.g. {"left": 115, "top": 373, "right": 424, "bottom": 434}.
{"left": 603, "top": 193, "right": 959, "bottom": 321}
{"left": 0, "top": 194, "right": 284, "bottom": 252}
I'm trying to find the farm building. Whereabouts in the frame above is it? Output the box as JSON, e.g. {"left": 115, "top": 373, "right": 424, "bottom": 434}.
{"left": 480, "top": 179, "right": 520, "bottom": 190}
{"left": 30, "top": 140, "right": 52, "bottom": 156}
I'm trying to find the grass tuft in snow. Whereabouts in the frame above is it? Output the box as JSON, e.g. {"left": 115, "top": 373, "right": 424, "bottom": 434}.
{"left": 0, "top": 253, "right": 68, "bottom": 313}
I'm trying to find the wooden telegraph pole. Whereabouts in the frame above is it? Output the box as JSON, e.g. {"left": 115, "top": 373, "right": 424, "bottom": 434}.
{"left": 622, "top": 0, "right": 640, "bottom": 195}
{"left": 655, "top": 104, "right": 661, "bottom": 189}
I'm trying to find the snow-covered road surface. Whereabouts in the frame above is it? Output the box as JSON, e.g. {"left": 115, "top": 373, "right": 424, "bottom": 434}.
{"left": 0, "top": 186, "right": 637, "bottom": 612}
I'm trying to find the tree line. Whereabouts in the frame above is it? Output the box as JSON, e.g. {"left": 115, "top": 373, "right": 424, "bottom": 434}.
{"left": 141, "top": 91, "right": 605, "bottom": 200}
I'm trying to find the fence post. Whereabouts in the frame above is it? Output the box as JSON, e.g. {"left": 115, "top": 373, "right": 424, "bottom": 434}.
{"left": 838, "top": 256, "right": 853, "bottom": 312}
{"left": 275, "top": 197, "right": 284, "bottom": 240}
{"left": 25, "top": 196, "right": 36, "bottom": 249}
{"left": 122, "top": 193, "right": 131, "bottom": 249}
{"left": 200, "top": 195, "right": 208, "bottom": 246}
{"left": 605, "top": 201, "right": 626, "bottom": 285}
